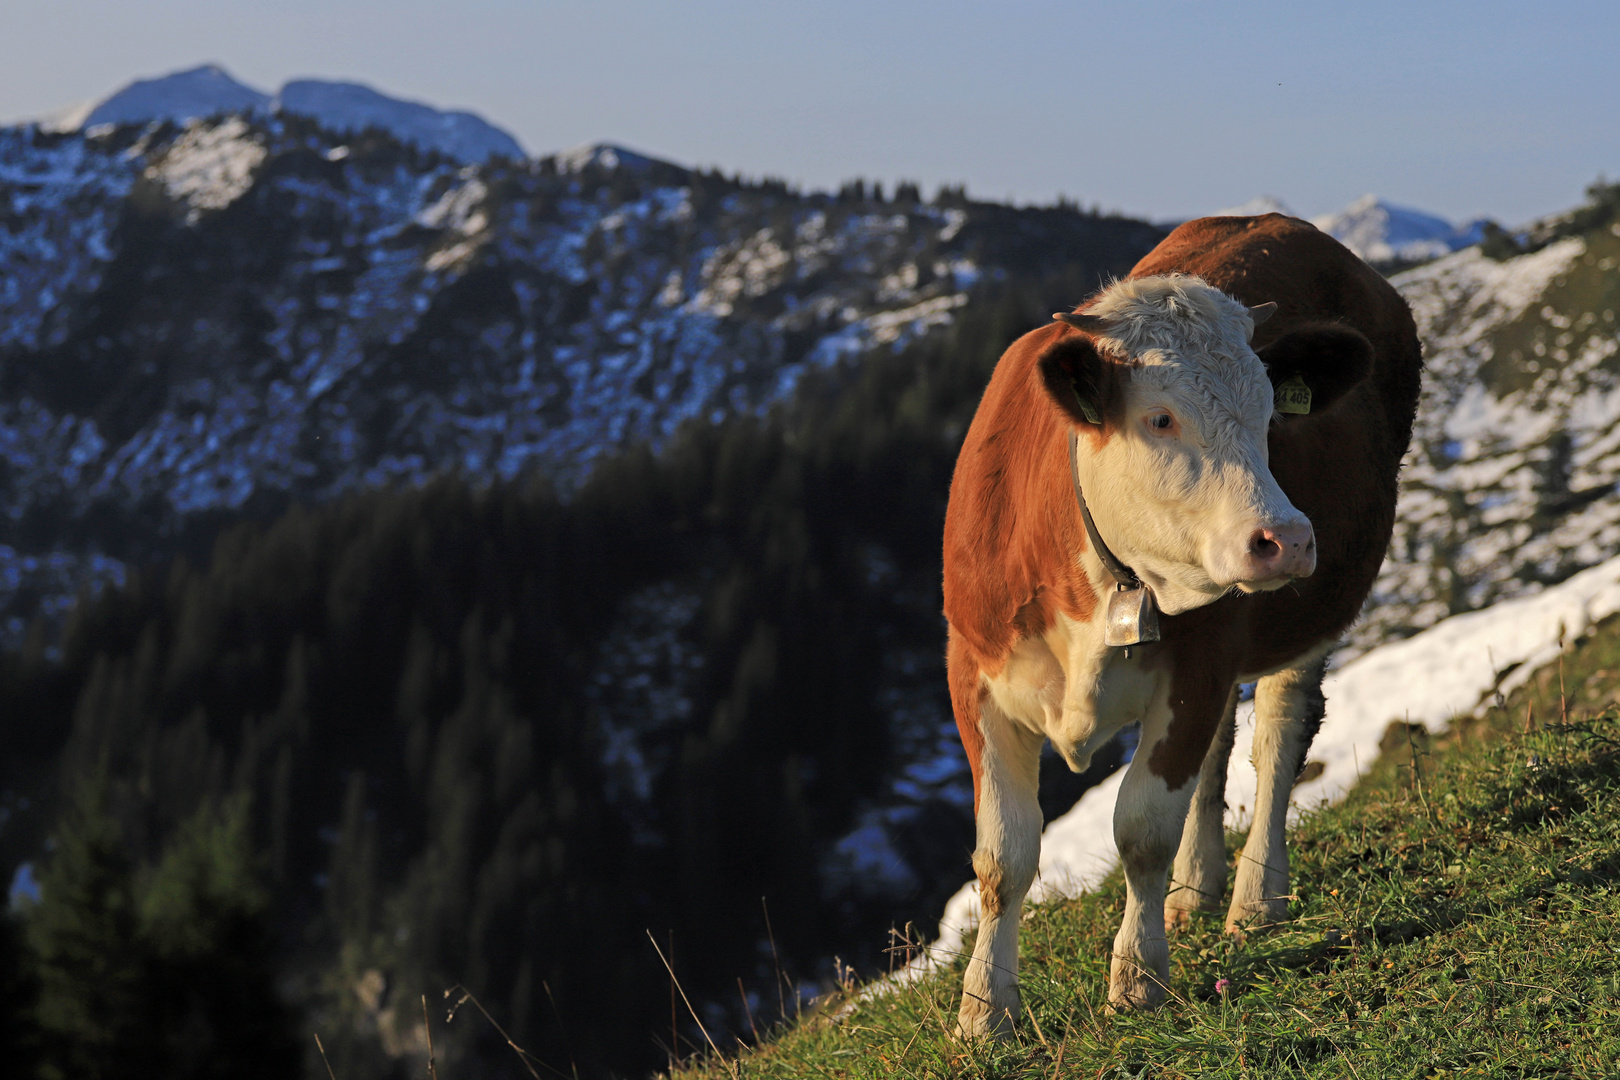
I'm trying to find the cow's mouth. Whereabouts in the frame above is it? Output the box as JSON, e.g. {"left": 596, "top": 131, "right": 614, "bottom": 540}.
{"left": 1232, "top": 574, "right": 1300, "bottom": 595}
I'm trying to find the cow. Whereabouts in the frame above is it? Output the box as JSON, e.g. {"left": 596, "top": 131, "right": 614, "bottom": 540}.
{"left": 942, "top": 213, "right": 1421, "bottom": 1036}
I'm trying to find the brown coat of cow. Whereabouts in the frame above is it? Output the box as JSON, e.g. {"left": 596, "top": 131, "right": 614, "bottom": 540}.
{"left": 943, "top": 214, "right": 1421, "bottom": 1034}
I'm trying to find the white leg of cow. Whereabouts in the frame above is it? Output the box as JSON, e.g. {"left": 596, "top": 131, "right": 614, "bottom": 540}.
{"left": 1226, "top": 652, "right": 1329, "bottom": 933}
{"left": 1165, "top": 686, "right": 1238, "bottom": 929}
{"left": 958, "top": 697, "right": 1044, "bottom": 1038}
{"left": 1108, "top": 698, "right": 1203, "bottom": 1011}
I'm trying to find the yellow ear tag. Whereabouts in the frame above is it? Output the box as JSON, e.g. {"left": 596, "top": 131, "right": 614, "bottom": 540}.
{"left": 1275, "top": 374, "right": 1312, "bottom": 415}
{"left": 1069, "top": 379, "right": 1102, "bottom": 425}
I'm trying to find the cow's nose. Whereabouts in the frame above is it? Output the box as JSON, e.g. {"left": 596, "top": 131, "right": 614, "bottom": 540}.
{"left": 1247, "top": 523, "right": 1316, "bottom": 579}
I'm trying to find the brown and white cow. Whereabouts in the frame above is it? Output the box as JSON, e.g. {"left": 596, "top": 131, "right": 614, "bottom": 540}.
{"left": 942, "top": 213, "right": 1421, "bottom": 1035}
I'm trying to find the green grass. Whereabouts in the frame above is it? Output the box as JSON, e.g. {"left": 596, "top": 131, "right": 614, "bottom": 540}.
{"left": 683, "top": 620, "right": 1620, "bottom": 1078}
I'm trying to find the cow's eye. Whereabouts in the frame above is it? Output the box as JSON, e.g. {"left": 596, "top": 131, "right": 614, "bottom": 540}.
{"left": 1147, "top": 411, "right": 1176, "bottom": 432}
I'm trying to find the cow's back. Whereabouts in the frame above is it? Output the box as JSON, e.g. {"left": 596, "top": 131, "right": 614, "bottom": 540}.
{"left": 1132, "top": 214, "right": 1422, "bottom": 671}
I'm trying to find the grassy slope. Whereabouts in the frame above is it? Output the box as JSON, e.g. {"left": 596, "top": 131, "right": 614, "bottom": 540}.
{"left": 684, "top": 615, "right": 1620, "bottom": 1079}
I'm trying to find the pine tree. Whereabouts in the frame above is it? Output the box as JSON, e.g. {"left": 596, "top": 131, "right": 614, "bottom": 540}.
{"left": 26, "top": 787, "right": 298, "bottom": 1080}
{"left": 27, "top": 781, "right": 154, "bottom": 1080}
{"left": 138, "top": 796, "right": 300, "bottom": 1080}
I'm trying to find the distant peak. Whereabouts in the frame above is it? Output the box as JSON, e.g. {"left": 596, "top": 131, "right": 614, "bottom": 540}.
{"left": 1210, "top": 195, "right": 1295, "bottom": 218}
{"left": 274, "top": 78, "right": 526, "bottom": 162}
{"left": 553, "top": 142, "right": 662, "bottom": 174}
{"left": 1312, "top": 195, "right": 1485, "bottom": 264}
{"left": 24, "top": 63, "right": 526, "bottom": 164}
{"left": 80, "top": 64, "right": 271, "bottom": 131}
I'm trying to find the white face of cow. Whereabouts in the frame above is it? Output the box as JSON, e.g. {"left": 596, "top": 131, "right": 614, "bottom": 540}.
{"left": 1042, "top": 276, "right": 1320, "bottom": 617}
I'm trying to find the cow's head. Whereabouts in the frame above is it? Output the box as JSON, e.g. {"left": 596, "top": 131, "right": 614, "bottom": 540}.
{"left": 1038, "top": 275, "right": 1372, "bottom": 616}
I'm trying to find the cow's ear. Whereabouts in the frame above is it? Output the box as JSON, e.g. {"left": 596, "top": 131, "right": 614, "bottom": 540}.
{"left": 1038, "top": 335, "right": 1115, "bottom": 427}
{"left": 1257, "top": 324, "right": 1373, "bottom": 416}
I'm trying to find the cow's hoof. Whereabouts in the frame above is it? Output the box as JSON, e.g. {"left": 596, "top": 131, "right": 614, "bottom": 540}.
{"left": 1104, "top": 986, "right": 1163, "bottom": 1015}
{"left": 955, "top": 998, "right": 1017, "bottom": 1040}
{"left": 1107, "top": 939, "right": 1169, "bottom": 1012}
{"left": 1225, "top": 896, "right": 1288, "bottom": 936}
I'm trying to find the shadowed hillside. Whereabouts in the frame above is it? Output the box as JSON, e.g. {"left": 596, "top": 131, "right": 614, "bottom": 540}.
{"left": 0, "top": 272, "right": 1139, "bottom": 1080}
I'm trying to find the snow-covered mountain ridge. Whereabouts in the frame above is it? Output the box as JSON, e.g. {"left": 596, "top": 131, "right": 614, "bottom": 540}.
{"left": 5, "top": 94, "right": 1619, "bottom": 744}
{"left": 1215, "top": 193, "right": 1489, "bottom": 265}
{"left": 1313, "top": 194, "right": 1489, "bottom": 265}
{"left": 37, "top": 64, "right": 525, "bottom": 164}
{"left": 1358, "top": 205, "right": 1620, "bottom": 656}
{"left": 0, "top": 114, "right": 1162, "bottom": 639}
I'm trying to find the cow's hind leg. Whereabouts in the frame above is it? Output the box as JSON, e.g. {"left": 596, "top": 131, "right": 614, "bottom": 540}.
{"left": 1109, "top": 681, "right": 1227, "bottom": 1010}
{"left": 957, "top": 694, "right": 1044, "bottom": 1038}
{"left": 1165, "top": 685, "right": 1238, "bottom": 929}
{"left": 1227, "top": 650, "right": 1330, "bottom": 933}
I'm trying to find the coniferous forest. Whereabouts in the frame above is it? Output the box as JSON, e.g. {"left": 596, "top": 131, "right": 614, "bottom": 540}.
{"left": 0, "top": 195, "right": 1158, "bottom": 1078}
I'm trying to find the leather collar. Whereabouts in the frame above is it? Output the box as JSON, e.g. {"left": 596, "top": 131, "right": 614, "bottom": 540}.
{"left": 1068, "top": 429, "right": 1144, "bottom": 591}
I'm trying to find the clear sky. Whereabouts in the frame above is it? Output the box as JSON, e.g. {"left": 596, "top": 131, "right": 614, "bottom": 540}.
{"left": 3, "top": 0, "right": 1616, "bottom": 224}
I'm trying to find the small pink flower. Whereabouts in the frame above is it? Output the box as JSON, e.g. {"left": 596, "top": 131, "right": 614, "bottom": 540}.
{"left": 1214, "top": 978, "right": 1230, "bottom": 995}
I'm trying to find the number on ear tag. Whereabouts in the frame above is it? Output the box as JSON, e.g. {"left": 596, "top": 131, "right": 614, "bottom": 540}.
{"left": 1275, "top": 374, "right": 1312, "bottom": 415}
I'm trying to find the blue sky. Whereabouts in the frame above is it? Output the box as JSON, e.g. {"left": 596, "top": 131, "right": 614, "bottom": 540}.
{"left": 4, "top": 0, "right": 1616, "bottom": 224}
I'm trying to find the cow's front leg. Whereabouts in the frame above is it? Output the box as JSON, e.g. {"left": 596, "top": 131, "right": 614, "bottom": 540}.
{"left": 958, "top": 696, "right": 1044, "bottom": 1038}
{"left": 1227, "top": 651, "right": 1330, "bottom": 933}
{"left": 1109, "top": 683, "right": 1226, "bottom": 1010}
{"left": 1165, "top": 685, "right": 1238, "bottom": 929}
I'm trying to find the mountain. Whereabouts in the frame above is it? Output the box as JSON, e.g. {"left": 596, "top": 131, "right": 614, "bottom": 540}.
{"left": 1312, "top": 193, "right": 1489, "bottom": 265}
{"left": 0, "top": 113, "right": 1163, "bottom": 644}
{"left": 5, "top": 88, "right": 1619, "bottom": 1074}
{"left": 80, "top": 63, "right": 271, "bottom": 129}
{"left": 1210, "top": 194, "right": 1295, "bottom": 217}
{"left": 0, "top": 111, "right": 1167, "bottom": 1078}
{"left": 1355, "top": 183, "right": 1620, "bottom": 657}
{"left": 35, "top": 63, "right": 524, "bottom": 163}
{"left": 554, "top": 141, "right": 659, "bottom": 174}
{"left": 276, "top": 78, "right": 525, "bottom": 162}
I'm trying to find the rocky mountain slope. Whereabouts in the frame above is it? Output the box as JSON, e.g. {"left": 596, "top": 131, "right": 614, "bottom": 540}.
{"left": 1358, "top": 184, "right": 1620, "bottom": 657}
{"left": 0, "top": 113, "right": 1161, "bottom": 643}
{"left": 5, "top": 89, "right": 1616, "bottom": 678}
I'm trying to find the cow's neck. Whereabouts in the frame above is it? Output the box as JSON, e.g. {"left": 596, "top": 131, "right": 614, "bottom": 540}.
{"left": 1068, "top": 430, "right": 1162, "bottom": 649}
{"left": 1067, "top": 429, "right": 1140, "bottom": 588}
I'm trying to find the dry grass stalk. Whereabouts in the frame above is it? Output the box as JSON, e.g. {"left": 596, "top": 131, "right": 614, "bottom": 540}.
{"left": 422, "top": 995, "right": 438, "bottom": 1080}
{"left": 646, "top": 930, "right": 740, "bottom": 1080}
{"left": 444, "top": 984, "right": 550, "bottom": 1080}
{"left": 314, "top": 1032, "right": 338, "bottom": 1080}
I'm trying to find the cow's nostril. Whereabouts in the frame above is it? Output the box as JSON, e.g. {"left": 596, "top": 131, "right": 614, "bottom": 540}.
{"left": 1250, "top": 532, "right": 1281, "bottom": 561}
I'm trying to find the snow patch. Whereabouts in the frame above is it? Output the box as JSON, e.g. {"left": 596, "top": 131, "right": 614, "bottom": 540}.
{"left": 554, "top": 143, "right": 660, "bottom": 174}
{"left": 147, "top": 116, "right": 266, "bottom": 221}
